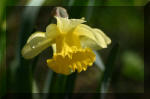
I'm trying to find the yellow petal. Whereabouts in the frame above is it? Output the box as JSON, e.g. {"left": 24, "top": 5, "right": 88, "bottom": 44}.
{"left": 21, "top": 32, "right": 53, "bottom": 59}
{"left": 75, "top": 24, "right": 111, "bottom": 50}
{"left": 51, "top": 44, "right": 56, "bottom": 53}
{"left": 93, "top": 29, "right": 111, "bottom": 45}
{"left": 55, "top": 16, "right": 86, "bottom": 33}
{"left": 45, "top": 24, "right": 60, "bottom": 38}
{"left": 79, "top": 37, "right": 101, "bottom": 50}
{"left": 27, "top": 32, "right": 45, "bottom": 43}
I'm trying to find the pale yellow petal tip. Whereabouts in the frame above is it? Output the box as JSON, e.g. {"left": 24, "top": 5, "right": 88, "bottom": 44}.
{"left": 81, "top": 17, "right": 85, "bottom": 20}
{"left": 21, "top": 45, "right": 32, "bottom": 59}
{"left": 21, "top": 32, "right": 54, "bottom": 59}
{"left": 21, "top": 44, "right": 39, "bottom": 59}
{"left": 103, "top": 37, "right": 111, "bottom": 48}
{"left": 46, "top": 47, "right": 96, "bottom": 75}
{"left": 107, "top": 38, "right": 111, "bottom": 45}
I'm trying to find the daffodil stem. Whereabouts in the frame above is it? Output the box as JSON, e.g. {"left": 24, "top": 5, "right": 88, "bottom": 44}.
{"left": 65, "top": 73, "right": 77, "bottom": 93}
{"left": 49, "top": 73, "right": 67, "bottom": 93}
{"left": 48, "top": 72, "right": 77, "bottom": 99}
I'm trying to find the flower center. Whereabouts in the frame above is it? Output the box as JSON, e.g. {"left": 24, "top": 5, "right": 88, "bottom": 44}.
{"left": 47, "top": 32, "right": 96, "bottom": 75}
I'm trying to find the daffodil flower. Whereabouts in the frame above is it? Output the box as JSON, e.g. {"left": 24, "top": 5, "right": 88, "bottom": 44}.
{"left": 21, "top": 16, "right": 111, "bottom": 75}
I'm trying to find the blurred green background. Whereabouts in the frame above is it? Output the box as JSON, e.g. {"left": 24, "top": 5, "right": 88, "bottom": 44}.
{"left": 0, "top": 0, "right": 146, "bottom": 99}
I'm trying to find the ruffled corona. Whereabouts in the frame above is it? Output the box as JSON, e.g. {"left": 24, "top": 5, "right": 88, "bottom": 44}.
{"left": 47, "top": 47, "right": 95, "bottom": 75}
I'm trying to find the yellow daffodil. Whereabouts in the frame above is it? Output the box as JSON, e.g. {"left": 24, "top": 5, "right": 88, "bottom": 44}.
{"left": 21, "top": 16, "right": 111, "bottom": 75}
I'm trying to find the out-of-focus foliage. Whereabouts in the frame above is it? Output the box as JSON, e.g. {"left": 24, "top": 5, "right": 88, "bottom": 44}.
{"left": 122, "top": 51, "right": 144, "bottom": 81}
{"left": 0, "top": 21, "right": 6, "bottom": 96}
{"left": 0, "top": 0, "right": 7, "bottom": 96}
{"left": 44, "top": 0, "right": 148, "bottom": 6}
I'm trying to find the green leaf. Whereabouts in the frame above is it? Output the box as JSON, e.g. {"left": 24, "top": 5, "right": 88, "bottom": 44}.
{"left": 43, "top": 70, "right": 53, "bottom": 93}
{"left": 94, "top": 51, "right": 105, "bottom": 71}
{"left": 0, "top": 0, "right": 11, "bottom": 96}
{"left": 96, "top": 43, "right": 119, "bottom": 97}
{"left": 7, "top": 0, "right": 46, "bottom": 93}
{"left": 0, "top": 24, "right": 6, "bottom": 97}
